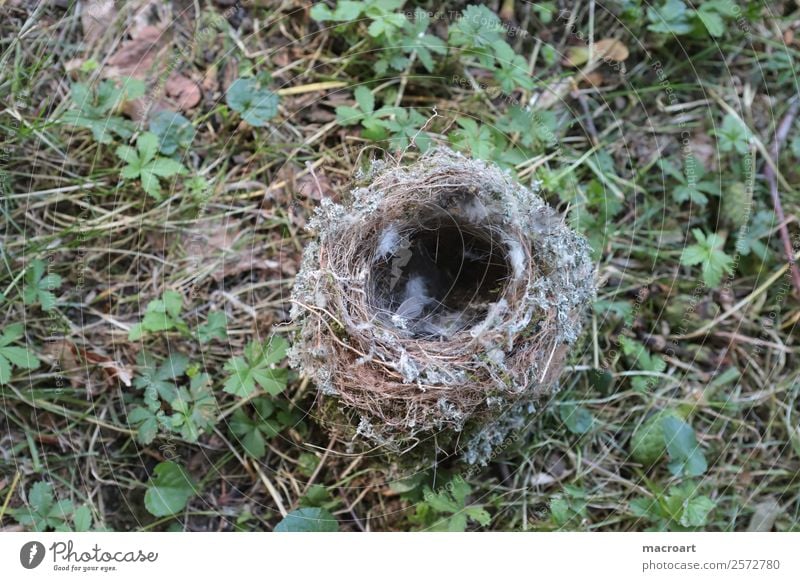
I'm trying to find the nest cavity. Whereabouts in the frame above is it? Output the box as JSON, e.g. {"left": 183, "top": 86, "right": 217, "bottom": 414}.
{"left": 289, "top": 148, "right": 595, "bottom": 463}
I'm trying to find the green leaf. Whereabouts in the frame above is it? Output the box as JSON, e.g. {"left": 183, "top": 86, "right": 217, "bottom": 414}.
{"left": 647, "top": 0, "right": 692, "bottom": 35}
{"left": 134, "top": 352, "right": 189, "bottom": 407}
{"left": 29, "top": 481, "right": 54, "bottom": 514}
{"left": 695, "top": 6, "right": 725, "bottom": 37}
{"left": 559, "top": 402, "right": 594, "bottom": 434}
{"left": 223, "top": 336, "right": 289, "bottom": 397}
{"left": 449, "top": 5, "right": 504, "bottom": 51}
{"left": 128, "top": 406, "right": 160, "bottom": 445}
{"left": 680, "top": 229, "right": 734, "bottom": 288}
{"left": 226, "top": 78, "right": 280, "bottom": 126}
{"left": 274, "top": 507, "right": 338, "bottom": 532}
{"left": 136, "top": 132, "right": 159, "bottom": 163}
{"left": 23, "top": 259, "right": 62, "bottom": 311}
{"left": 144, "top": 461, "right": 196, "bottom": 517}
{"left": 630, "top": 409, "right": 681, "bottom": 465}
{"left": 353, "top": 86, "right": 375, "bottom": 114}
{"left": 680, "top": 494, "right": 715, "bottom": 527}
{"left": 147, "top": 157, "right": 188, "bottom": 177}
{"left": 0, "top": 324, "right": 41, "bottom": 384}
{"left": 129, "top": 290, "right": 186, "bottom": 339}
{"left": 662, "top": 416, "right": 708, "bottom": 477}
{"left": 715, "top": 113, "right": 751, "bottom": 155}
{"left": 72, "top": 505, "right": 93, "bottom": 532}
{"left": 118, "top": 133, "right": 188, "bottom": 201}
{"left": 451, "top": 117, "right": 494, "bottom": 160}
{"left": 197, "top": 310, "right": 228, "bottom": 343}
{"left": 169, "top": 375, "right": 217, "bottom": 442}
{"left": 61, "top": 80, "right": 140, "bottom": 143}
{"left": 229, "top": 398, "right": 287, "bottom": 458}
{"left": 149, "top": 110, "right": 195, "bottom": 155}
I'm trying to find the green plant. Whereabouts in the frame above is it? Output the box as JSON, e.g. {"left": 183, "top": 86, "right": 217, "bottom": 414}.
{"left": 134, "top": 352, "right": 188, "bottom": 408}
{"left": 144, "top": 461, "right": 197, "bottom": 517}
{"left": 662, "top": 415, "right": 708, "bottom": 477}
{"left": 448, "top": 4, "right": 506, "bottom": 66}
{"left": 659, "top": 156, "right": 720, "bottom": 206}
{"left": 229, "top": 397, "right": 295, "bottom": 458}
{"left": 681, "top": 228, "right": 734, "bottom": 288}
{"left": 129, "top": 290, "right": 189, "bottom": 340}
{"left": 117, "top": 132, "right": 188, "bottom": 201}
{"left": 376, "top": 108, "right": 431, "bottom": 152}
{"left": 23, "top": 259, "right": 61, "bottom": 311}
{"left": 450, "top": 117, "right": 494, "bottom": 160}
{"left": 225, "top": 76, "right": 280, "bottom": 126}
{"left": 715, "top": 113, "right": 752, "bottom": 154}
{"left": 630, "top": 408, "right": 708, "bottom": 477}
{"left": 149, "top": 110, "right": 195, "bottom": 155}
{"left": 550, "top": 485, "right": 589, "bottom": 529}
{"left": 223, "top": 336, "right": 290, "bottom": 398}
{"left": 311, "top": 0, "right": 405, "bottom": 38}
{"left": 647, "top": 0, "right": 738, "bottom": 37}
{"left": 412, "top": 477, "right": 490, "bottom": 531}
{"left": 0, "top": 323, "right": 40, "bottom": 384}
{"left": 274, "top": 507, "right": 338, "bottom": 532}
{"left": 631, "top": 409, "right": 683, "bottom": 465}
{"left": 630, "top": 482, "right": 715, "bottom": 531}
{"left": 13, "top": 482, "right": 93, "bottom": 532}
{"left": 618, "top": 336, "right": 666, "bottom": 391}
{"left": 335, "top": 86, "right": 395, "bottom": 141}
{"left": 558, "top": 402, "right": 594, "bottom": 435}
{"left": 169, "top": 371, "right": 217, "bottom": 442}
{"left": 61, "top": 78, "right": 144, "bottom": 144}
{"left": 197, "top": 310, "right": 227, "bottom": 344}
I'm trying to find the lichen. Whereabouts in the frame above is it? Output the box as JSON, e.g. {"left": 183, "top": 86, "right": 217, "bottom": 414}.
{"left": 289, "top": 147, "right": 595, "bottom": 460}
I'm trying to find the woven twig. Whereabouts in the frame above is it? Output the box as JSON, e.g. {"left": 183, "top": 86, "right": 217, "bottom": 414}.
{"left": 290, "top": 148, "right": 594, "bottom": 462}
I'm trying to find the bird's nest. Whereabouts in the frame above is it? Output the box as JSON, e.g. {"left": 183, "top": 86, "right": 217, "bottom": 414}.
{"left": 289, "top": 148, "right": 594, "bottom": 463}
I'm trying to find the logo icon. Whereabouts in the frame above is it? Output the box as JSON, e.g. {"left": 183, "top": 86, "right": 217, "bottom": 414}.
{"left": 20, "top": 541, "right": 46, "bottom": 569}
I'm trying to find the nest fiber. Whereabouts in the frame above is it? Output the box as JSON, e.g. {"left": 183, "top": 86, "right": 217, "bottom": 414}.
{"left": 290, "top": 148, "right": 594, "bottom": 463}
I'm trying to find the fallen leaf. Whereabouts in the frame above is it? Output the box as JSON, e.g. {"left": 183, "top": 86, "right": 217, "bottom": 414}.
{"left": 564, "top": 38, "right": 629, "bottom": 67}
{"left": 578, "top": 71, "right": 605, "bottom": 87}
{"left": 165, "top": 73, "right": 202, "bottom": 110}
{"left": 81, "top": 0, "right": 116, "bottom": 45}
{"left": 105, "top": 26, "right": 169, "bottom": 79}
{"left": 594, "top": 38, "right": 629, "bottom": 62}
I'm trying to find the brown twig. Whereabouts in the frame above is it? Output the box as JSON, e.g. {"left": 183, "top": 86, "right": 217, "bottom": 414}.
{"left": 764, "top": 97, "right": 800, "bottom": 298}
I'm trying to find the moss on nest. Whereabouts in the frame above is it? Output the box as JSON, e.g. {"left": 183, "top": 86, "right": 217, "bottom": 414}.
{"left": 289, "top": 147, "right": 595, "bottom": 464}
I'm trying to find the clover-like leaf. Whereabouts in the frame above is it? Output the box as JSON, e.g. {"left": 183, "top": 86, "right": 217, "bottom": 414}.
{"left": 223, "top": 336, "right": 289, "bottom": 397}
{"left": 117, "top": 132, "right": 188, "bottom": 201}
{"left": 226, "top": 78, "right": 280, "bottom": 126}
{"left": 0, "top": 323, "right": 41, "bottom": 385}
{"left": 23, "top": 259, "right": 62, "bottom": 311}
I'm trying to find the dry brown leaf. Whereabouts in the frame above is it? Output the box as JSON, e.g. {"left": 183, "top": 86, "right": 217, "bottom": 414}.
{"left": 579, "top": 71, "right": 605, "bottom": 87}
{"left": 564, "top": 38, "right": 629, "bottom": 67}
{"left": 594, "top": 38, "right": 630, "bottom": 62}
{"left": 81, "top": 0, "right": 116, "bottom": 45}
{"left": 165, "top": 73, "right": 202, "bottom": 110}
{"left": 105, "top": 25, "right": 169, "bottom": 79}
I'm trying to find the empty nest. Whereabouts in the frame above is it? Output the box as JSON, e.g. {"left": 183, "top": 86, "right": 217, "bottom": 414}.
{"left": 289, "top": 148, "right": 594, "bottom": 463}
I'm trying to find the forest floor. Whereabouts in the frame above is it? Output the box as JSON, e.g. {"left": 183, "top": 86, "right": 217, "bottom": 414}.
{"left": 1, "top": 0, "right": 799, "bottom": 531}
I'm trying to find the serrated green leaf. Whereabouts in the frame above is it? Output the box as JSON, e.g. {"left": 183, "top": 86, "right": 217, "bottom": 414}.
{"left": 144, "top": 461, "right": 196, "bottom": 517}
{"left": 274, "top": 507, "right": 338, "bottom": 532}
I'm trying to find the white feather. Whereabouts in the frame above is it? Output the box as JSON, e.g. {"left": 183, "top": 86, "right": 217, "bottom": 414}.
{"left": 375, "top": 224, "right": 400, "bottom": 261}
{"left": 460, "top": 197, "right": 488, "bottom": 222}
{"left": 506, "top": 239, "right": 525, "bottom": 280}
